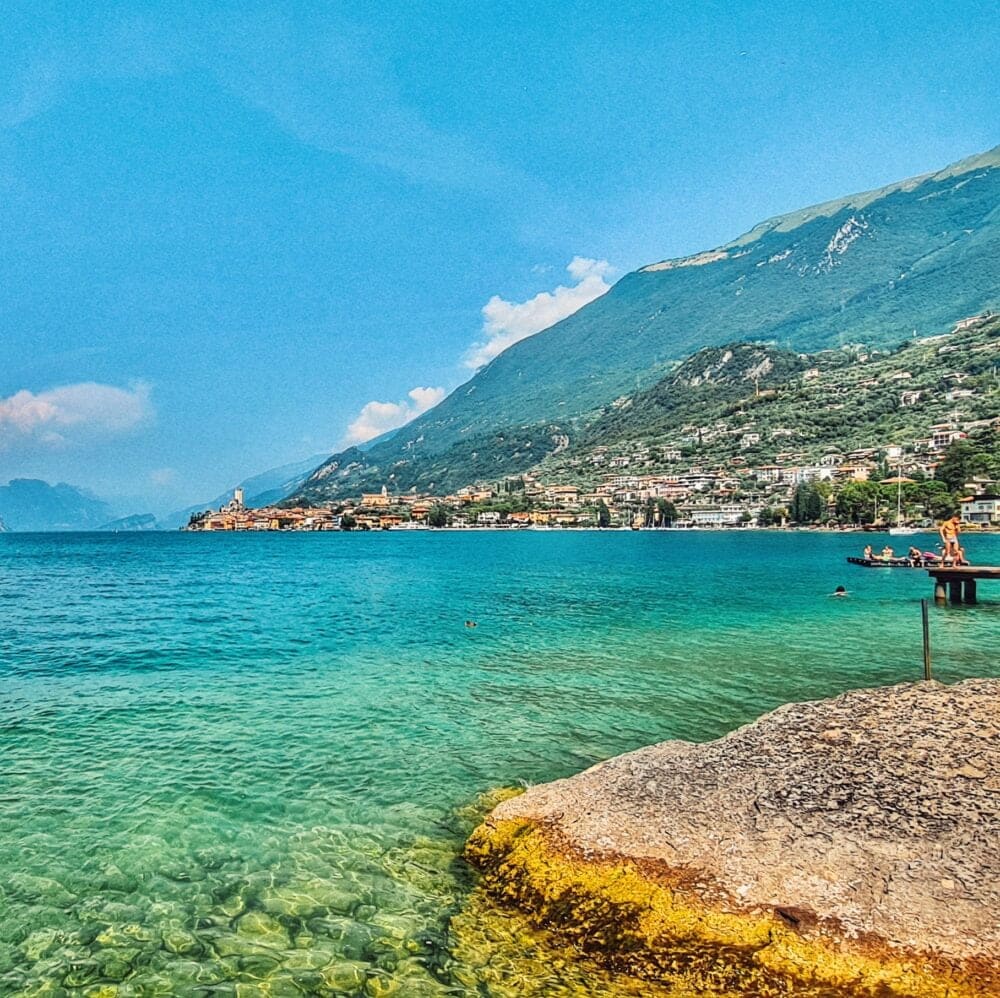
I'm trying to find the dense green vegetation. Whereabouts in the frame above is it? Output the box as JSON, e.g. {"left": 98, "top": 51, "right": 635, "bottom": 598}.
{"left": 292, "top": 316, "right": 998, "bottom": 505}
{"left": 291, "top": 149, "right": 1000, "bottom": 505}
{"left": 936, "top": 432, "right": 1000, "bottom": 490}
{"left": 539, "top": 316, "right": 999, "bottom": 487}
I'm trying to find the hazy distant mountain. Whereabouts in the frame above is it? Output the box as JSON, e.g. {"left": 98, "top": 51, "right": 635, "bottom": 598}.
{"left": 162, "top": 453, "right": 329, "bottom": 528}
{"left": 98, "top": 513, "right": 160, "bottom": 531}
{"left": 0, "top": 479, "right": 113, "bottom": 531}
{"left": 292, "top": 145, "right": 1000, "bottom": 502}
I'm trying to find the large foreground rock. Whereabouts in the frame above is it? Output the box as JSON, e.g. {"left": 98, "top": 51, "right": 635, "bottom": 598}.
{"left": 465, "top": 680, "right": 1000, "bottom": 997}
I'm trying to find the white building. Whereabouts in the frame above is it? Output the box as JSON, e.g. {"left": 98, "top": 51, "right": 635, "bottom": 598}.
{"left": 930, "top": 425, "right": 967, "bottom": 450}
{"left": 787, "top": 466, "right": 835, "bottom": 484}
{"left": 680, "top": 504, "right": 750, "bottom": 527}
{"left": 960, "top": 495, "right": 1000, "bottom": 525}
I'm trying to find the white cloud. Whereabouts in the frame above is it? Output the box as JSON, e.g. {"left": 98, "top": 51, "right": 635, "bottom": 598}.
{"left": 337, "top": 257, "right": 615, "bottom": 450}
{"left": 464, "top": 257, "right": 614, "bottom": 370}
{"left": 567, "top": 256, "right": 614, "bottom": 281}
{"left": 149, "top": 467, "right": 177, "bottom": 487}
{"left": 0, "top": 382, "right": 152, "bottom": 448}
{"left": 343, "top": 386, "right": 445, "bottom": 446}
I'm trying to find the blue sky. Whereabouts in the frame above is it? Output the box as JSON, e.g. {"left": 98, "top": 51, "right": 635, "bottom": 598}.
{"left": 1, "top": 2, "right": 997, "bottom": 513}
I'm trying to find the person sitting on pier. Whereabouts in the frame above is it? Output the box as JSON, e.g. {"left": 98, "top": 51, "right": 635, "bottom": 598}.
{"left": 863, "top": 544, "right": 874, "bottom": 561}
{"left": 880, "top": 545, "right": 895, "bottom": 561}
{"left": 908, "top": 546, "right": 923, "bottom": 567}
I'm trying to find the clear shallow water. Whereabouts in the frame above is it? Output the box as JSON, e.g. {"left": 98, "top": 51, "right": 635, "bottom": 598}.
{"left": 1, "top": 530, "right": 997, "bottom": 996}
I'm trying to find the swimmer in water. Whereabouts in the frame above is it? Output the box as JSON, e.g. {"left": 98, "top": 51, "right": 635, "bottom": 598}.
{"left": 831, "top": 585, "right": 848, "bottom": 597}
{"left": 464, "top": 620, "right": 478, "bottom": 628}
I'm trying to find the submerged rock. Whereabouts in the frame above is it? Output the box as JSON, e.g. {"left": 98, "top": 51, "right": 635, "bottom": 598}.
{"left": 465, "top": 679, "right": 1000, "bottom": 997}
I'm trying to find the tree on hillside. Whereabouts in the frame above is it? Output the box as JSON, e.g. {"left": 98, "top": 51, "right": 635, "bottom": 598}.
{"left": 340, "top": 513, "right": 357, "bottom": 531}
{"left": 427, "top": 505, "right": 449, "bottom": 528}
{"left": 790, "top": 483, "right": 824, "bottom": 523}
{"left": 907, "top": 480, "right": 955, "bottom": 520}
{"left": 596, "top": 500, "right": 611, "bottom": 528}
{"left": 936, "top": 431, "right": 1000, "bottom": 491}
{"left": 643, "top": 498, "right": 656, "bottom": 527}
{"left": 656, "top": 498, "right": 677, "bottom": 526}
{"left": 835, "top": 481, "right": 882, "bottom": 525}
{"left": 757, "top": 507, "right": 777, "bottom": 527}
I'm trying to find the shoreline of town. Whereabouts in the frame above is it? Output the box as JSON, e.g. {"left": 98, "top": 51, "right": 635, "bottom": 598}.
{"left": 183, "top": 485, "right": 998, "bottom": 535}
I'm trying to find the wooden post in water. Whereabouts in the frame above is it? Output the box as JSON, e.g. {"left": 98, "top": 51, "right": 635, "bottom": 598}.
{"left": 921, "top": 599, "right": 932, "bottom": 681}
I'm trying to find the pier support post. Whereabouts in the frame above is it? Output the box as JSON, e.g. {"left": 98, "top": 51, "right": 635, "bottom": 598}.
{"left": 921, "top": 599, "right": 932, "bottom": 681}
{"left": 963, "top": 579, "right": 977, "bottom": 605}
{"left": 948, "top": 580, "right": 962, "bottom": 605}
{"left": 934, "top": 579, "right": 947, "bottom": 605}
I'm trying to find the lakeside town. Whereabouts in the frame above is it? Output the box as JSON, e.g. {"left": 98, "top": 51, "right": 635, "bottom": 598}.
{"left": 184, "top": 310, "right": 999, "bottom": 535}
{"left": 186, "top": 417, "right": 1000, "bottom": 533}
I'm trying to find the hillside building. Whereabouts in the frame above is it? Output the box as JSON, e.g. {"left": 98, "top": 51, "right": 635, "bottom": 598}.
{"left": 960, "top": 495, "right": 1000, "bottom": 525}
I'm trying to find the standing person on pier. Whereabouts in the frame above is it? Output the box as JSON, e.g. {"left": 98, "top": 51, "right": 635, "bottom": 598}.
{"left": 939, "top": 515, "right": 962, "bottom": 563}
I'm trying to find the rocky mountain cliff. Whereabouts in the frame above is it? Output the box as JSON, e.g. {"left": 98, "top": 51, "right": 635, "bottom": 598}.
{"left": 292, "top": 146, "right": 1000, "bottom": 503}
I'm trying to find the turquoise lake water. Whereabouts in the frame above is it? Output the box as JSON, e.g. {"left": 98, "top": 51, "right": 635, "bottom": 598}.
{"left": 1, "top": 530, "right": 998, "bottom": 996}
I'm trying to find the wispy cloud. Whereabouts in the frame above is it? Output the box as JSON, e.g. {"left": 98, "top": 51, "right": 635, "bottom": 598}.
{"left": 463, "top": 257, "right": 614, "bottom": 369}
{"left": 0, "top": 55, "right": 66, "bottom": 129}
{"left": 1, "top": 11, "right": 524, "bottom": 195}
{"left": 149, "top": 467, "right": 177, "bottom": 487}
{"left": 343, "top": 386, "right": 445, "bottom": 446}
{"left": 208, "top": 14, "right": 522, "bottom": 192}
{"left": 0, "top": 16, "right": 181, "bottom": 129}
{"left": 0, "top": 382, "right": 152, "bottom": 449}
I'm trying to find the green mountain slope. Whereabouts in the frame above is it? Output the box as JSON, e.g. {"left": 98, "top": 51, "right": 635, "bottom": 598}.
{"left": 292, "top": 146, "right": 1000, "bottom": 503}
{"left": 536, "top": 315, "right": 999, "bottom": 483}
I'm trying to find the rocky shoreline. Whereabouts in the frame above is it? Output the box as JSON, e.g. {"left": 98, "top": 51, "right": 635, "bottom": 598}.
{"left": 465, "top": 680, "right": 1000, "bottom": 997}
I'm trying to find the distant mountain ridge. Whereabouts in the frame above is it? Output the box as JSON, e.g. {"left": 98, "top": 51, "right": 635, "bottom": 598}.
{"left": 291, "top": 144, "right": 1000, "bottom": 503}
{"left": 98, "top": 513, "right": 160, "bottom": 532}
{"left": 0, "top": 479, "right": 113, "bottom": 531}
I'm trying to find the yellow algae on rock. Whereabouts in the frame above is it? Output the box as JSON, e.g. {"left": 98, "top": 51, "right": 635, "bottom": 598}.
{"left": 449, "top": 889, "right": 691, "bottom": 997}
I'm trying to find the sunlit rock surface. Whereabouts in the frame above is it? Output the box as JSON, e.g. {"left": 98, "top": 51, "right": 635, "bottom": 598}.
{"left": 466, "top": 679, "right": 1000, "bottom": 997}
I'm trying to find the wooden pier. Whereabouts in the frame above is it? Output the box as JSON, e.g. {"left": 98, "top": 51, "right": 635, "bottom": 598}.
{"left": 927, "top": 565, "right": 1000, "bottom": 605}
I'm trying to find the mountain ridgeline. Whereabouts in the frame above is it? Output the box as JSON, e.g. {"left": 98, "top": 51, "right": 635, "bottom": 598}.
{"left": 0, "top": 479, "right": 113, "bottom": 532}
{"left": 291, "top": 146, "right": 1000, "bottom": 504}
